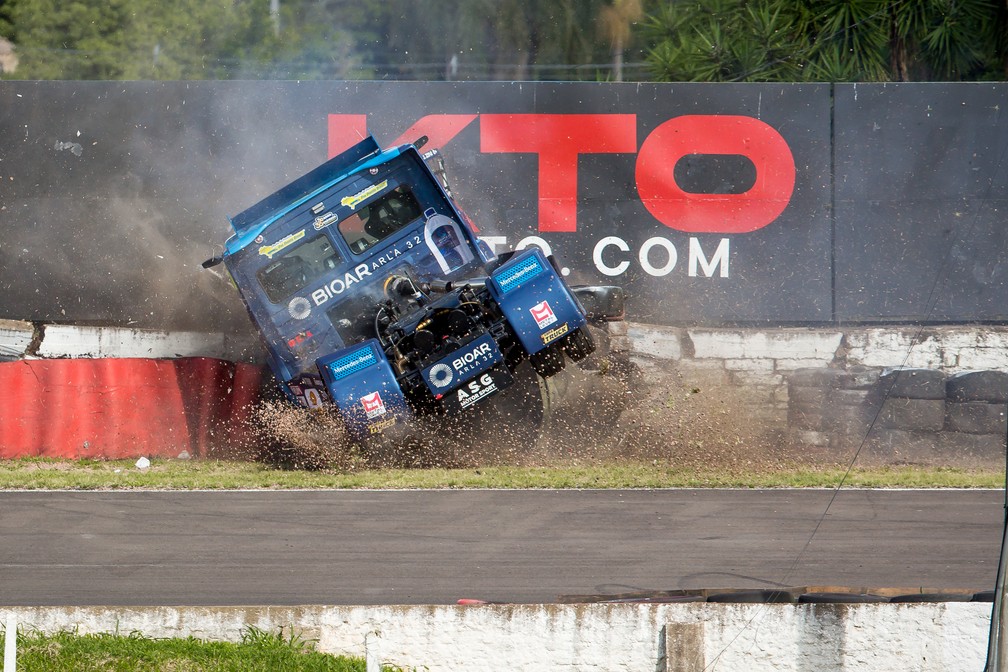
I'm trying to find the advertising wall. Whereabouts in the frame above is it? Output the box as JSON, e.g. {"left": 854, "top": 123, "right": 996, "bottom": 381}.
{"left": 834, "top": 83, "right": 1008, "bottom": 322}
{"left": 0, "top": 81, "right": 1004, "bottom": 332}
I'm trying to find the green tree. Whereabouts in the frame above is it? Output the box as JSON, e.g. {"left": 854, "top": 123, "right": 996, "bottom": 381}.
{"left": 3, "top": 0, "right": 645, "bottom": 81}
{"left": 3, "top": 0, "right": 361, "bottom": 80}
{"left": 643, "top": 0, "right": 1007, "bottom": 82}
{"left": 5, "top": 0, "right": 257, "bottom": 79}
{"left": 0, "top": 0, "right": 13, "bottom": 40}
{"left": 358, "top": 0, "right": 622, "bottom": 81}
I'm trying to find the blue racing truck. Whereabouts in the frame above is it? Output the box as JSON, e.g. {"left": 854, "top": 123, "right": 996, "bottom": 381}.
{"left": 205, "top": 135, "right": 623, "bottom": 450}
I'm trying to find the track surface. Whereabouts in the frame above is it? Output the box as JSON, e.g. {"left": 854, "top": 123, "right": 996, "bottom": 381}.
{"left": 0, "top": 489, "right": 1001, "bottom": 605}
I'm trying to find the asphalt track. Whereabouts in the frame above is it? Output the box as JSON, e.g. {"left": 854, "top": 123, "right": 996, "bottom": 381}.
{"left": 0, "top": 489, "right": 1002, "bottom": 606}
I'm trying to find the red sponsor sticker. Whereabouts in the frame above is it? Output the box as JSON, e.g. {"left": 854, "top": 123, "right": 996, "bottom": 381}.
{"left": 530, "top": 300, "right": 557, "bottom": 329}
{"left": 361, "top": 391, "right": 386, "bottom": 419}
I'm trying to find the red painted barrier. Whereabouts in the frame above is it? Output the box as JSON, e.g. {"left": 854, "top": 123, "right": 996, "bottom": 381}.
{"left": 0, "top": 358, "right": 265, "bottom": 459}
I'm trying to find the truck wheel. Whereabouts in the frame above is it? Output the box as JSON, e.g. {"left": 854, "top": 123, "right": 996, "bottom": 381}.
{"left": 450, "top": 361, "right": 551, "bottom": 461}
{"left": 531, "top": 344, "right": 566, "bottom": 378}
{"left": 562, "top": 325, "right": 596, "bottom": 362}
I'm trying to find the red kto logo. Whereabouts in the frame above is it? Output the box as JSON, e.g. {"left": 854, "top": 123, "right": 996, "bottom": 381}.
{"left": 328, "top": 113, "right": 796, "bottom": 235}
{"left": 529, "top": 300, "right": 557, "bottom": 329}
{"left": 361, "top": 391, "right": 386, "bottom": 419}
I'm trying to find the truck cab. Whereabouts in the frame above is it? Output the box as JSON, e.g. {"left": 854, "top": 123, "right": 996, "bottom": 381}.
{"left": 213, "top": 135, "right": 617, "bottom": 443}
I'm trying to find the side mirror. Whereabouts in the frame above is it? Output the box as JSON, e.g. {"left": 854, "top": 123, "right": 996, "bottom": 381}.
{"left": 202, "top": 255, "right": 223, "bottom": 269}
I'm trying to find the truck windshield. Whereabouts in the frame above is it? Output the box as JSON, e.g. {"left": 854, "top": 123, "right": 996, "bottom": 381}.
{"left": 339, "top": 185, "right": 422, "bottom": 255}
{"left": 257, "top": 234, "right": 343, "bottom": 303}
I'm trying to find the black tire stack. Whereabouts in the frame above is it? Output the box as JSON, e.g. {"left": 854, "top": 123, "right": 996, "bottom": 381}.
{"left": 786, "top": 367, "right": 881, "bottom": 452}
{"left": 868, "top": 368, "right": 948, "bottom": 463}
{"left": 787, "top": 366, "right": 1008, "bottom": 465}
{"left": 942, "top": 371, "right": 1008, "bottom": 463}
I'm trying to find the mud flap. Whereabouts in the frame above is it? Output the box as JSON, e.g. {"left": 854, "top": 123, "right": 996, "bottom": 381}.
{"left": 486, "top": 248, "right": 588, "bottom": 366}
{"left": 317, "top": 339, "right": 412, "bottom": 443}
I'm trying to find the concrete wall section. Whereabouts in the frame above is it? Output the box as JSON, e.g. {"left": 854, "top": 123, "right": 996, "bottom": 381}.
{"left": 1, "top": 323, "right": 260, "bottom": 363}
{"left": 0, "top": 603, "right": 991, "bottom": 672}
{"left": 37, "top": 325, "right": 226, "bottom": 359}
{"left": 845, "top": 328, "right": 1008, "bottom": 372}
{"left": 35, "top": 324, "right": 257, "bottom": 362}
{"left": 626, "top": 324, "right": 1008, "bottom": 376}
{"left": 0, "top": 320, "right": 34, "bottom": 361}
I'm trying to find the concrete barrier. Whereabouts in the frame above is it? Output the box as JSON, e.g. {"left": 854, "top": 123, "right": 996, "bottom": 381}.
{"left": 0, "top": 602, "right": 990, "bottom": 671}
{"left": 0, "top": 319, "right": 34, "bottom": 361}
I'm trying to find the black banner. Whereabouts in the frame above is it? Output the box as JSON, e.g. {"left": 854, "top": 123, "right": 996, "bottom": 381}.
{"left": 0, "top": 81, "right": 1003, "bottom": 332}
{"left": 834, "top": 83, "right": 1008, "bottom": 322}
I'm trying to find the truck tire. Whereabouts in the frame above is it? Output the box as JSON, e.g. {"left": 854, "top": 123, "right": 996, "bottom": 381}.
{"left": 797, "top": 592, "right": 888, "bottom": 604}
{"left": 450, "top": 361, "right": 551, "bottom": 461}
{"left": 946, "top": 371, "right": 1008, "bottom": 403}
{"left": 562, "top": 325, "right": 596, "bottom": 363}
{"left": 876, "top": 368, "right": 946, "bottom": 400}
{"left": 531, "top": 344, "right": 566, "bottom": 378}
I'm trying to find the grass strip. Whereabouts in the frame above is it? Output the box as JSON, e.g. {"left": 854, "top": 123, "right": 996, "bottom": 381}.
{"left": 0, "top": 458, "right": 1002, "bottom": 490}
{"left": 0, "top": 626, "right": 399, "bottom": 671}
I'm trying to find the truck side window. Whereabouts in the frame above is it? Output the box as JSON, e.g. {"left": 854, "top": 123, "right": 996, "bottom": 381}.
{"left": 257, "top": 234, "right": 342, "bottom": 303}
{"left": 339, "top": 185, "right": 422, "bottom": 255}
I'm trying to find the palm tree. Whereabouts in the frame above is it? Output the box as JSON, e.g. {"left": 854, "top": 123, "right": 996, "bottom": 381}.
{"left": 643, "top": 0, "right": 1006, "bottom": 82}
{"left": 599, "top": 0, "right": 643, "bottom": 81}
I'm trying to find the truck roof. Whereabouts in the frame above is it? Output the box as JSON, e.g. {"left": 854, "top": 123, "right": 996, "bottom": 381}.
{"left": 225, "top": 136, "right": 409, "bottom": 256}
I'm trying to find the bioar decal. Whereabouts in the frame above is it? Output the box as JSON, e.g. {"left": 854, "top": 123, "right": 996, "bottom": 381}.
{"left": 327, "top": 113, "right": 796, "bottom": 235}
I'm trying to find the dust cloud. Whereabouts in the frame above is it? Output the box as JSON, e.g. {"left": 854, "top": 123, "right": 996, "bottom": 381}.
{"left": 241, "top": 352, "right": 821, "bottom": 474}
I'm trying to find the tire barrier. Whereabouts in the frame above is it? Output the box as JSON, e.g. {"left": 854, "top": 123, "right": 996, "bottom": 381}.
{"left": 888, "top": 592, "right": 975, "bottom": 603}
{"left": 947, "top": 371, "right": 1008, "bottom": 404}
{"left": 557, "top": 587, "right": 988, "bottom": 605}
{"left": 787, "top": 366, "right": 1008, "bottom": 465}
{"left": 786, "top": 366, "right": 880, "bottom": 450}
{"left": 971, "top": 590, "right": 995, "bottom": 602}
{"left": 797, "top": 592, "right": 889, "bottom": 604}
{"left": 0, "top": 358, "right": 265, "bottom": 459}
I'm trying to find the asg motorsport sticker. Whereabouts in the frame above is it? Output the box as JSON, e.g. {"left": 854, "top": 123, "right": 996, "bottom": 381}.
{"left": 529, "top": 300, "right": 557, "bottom": 329}
{"left": 541, "top": 322, "right": 570, "bottom": 345}
{"left": 456, "top": 373, "right": 498, "bottom": 411}
{"left": 341, "top": 180, "right": 388, "bottom": 211}
{"left": 259, "top": 229, "right": 306, "bottom": 259}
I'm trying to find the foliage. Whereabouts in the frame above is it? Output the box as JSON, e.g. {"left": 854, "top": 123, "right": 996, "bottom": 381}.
{"left": 0, "top": 0, "right": 11, "bottom": 40}
{"left": 3, "top": 0, "right": 1007, "bottom": 81}
{"left": 1, "top": 0, "right": 646, "bottom": 81}
{"left": 359, "top": 0, "right": 640, "bottom": 80}
{"left": 643, "top": 0, "right": 1008, "bottom": 82}
{"left": 2, "top": 0, "right": 360, "bottom": 79}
